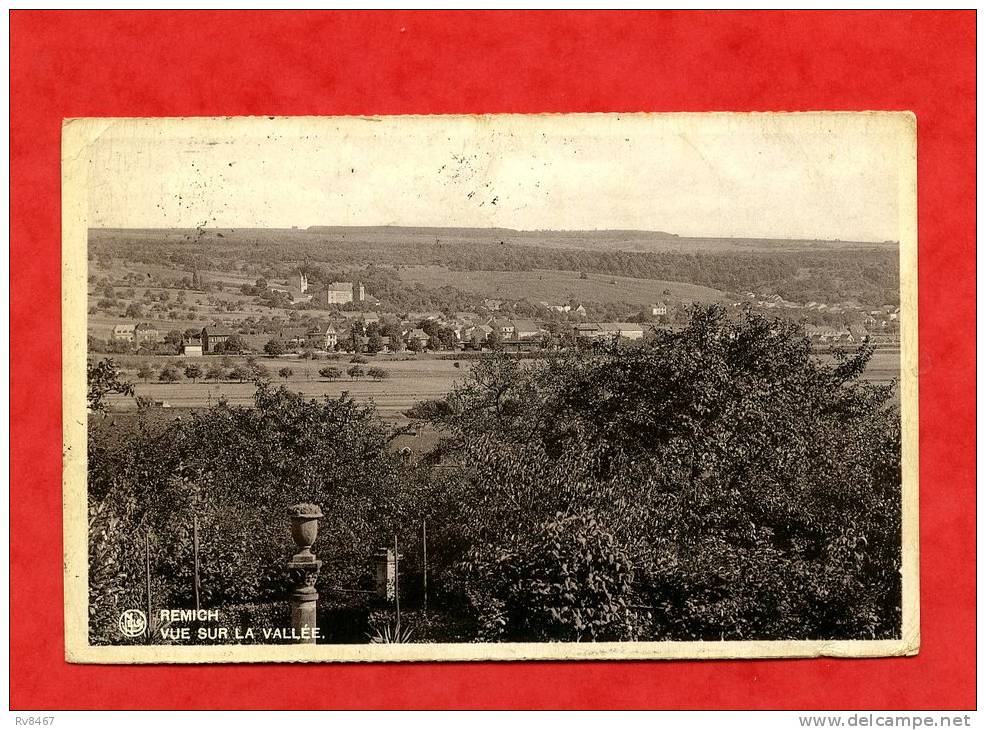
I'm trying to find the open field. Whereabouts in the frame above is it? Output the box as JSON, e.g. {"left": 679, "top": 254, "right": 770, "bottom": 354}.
{"left": 106, "top": 354, "right": 471, "bottom": 417}
{"left": 849, "top": 348, "right": 901, "bottom": 383}
{"left": 105, "top": 348, "right": 900, "bottom": 412}
{"left": 397, "top": 266, "right": 726, "bottom": 305}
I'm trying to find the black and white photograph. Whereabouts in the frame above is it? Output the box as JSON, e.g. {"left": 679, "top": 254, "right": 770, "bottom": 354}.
{"left": 63, "top": 113, "right": 918, "bottom": 662}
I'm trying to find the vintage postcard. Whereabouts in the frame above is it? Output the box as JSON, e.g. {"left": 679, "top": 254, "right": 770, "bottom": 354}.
{"left": 63, "top": 112, "right": 918, "bottom": 663}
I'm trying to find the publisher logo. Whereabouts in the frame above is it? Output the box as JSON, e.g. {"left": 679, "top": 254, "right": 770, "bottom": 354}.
{"left": 119, "top": 609, "right": 147, "bottom": 638}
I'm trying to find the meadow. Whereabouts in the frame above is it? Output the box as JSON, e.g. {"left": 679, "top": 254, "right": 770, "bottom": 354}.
{"left": 106, "top": 353, "right": 470, "bottom": 418}
{"left": 396, "top": 266, "right": 725, "bottom": 305}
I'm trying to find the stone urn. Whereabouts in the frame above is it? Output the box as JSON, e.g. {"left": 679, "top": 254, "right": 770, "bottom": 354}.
{"left": 288, "top": 503, "right": 323, "bottom": 564}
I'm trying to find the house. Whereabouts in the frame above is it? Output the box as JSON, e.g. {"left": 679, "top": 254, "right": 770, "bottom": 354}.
{"left": 316, "top": 282, "right": 365, "bottom": 306}
{"left": 464, "top": 324, "right": 493, "bottom": 345}
{"left": 111, "top": 324, "right": 137, "bottom": 342}
{"left": 573, "top": 304, "right": 588, "bottom": 317}
{"left": 268, "top": 271, "right": 310, "bottom": 302}
{"left": 181, "top": 342, "right": 203, "bottom": 357}
{"left": 597, "top": 323, "right": 645, "bottom": 340}
{"left": 406, "top": 328, "right": 429, "bottom": 348}
{"left": 201, "top": 326, "right": 237, "bottom": 353}
{"left": 489, "top": 318, "right": 515, "bottom": 338}
{"left": 848, "top": 325, "right": 869, "bottom": 342}
{"left": 289, "top": 272, "right": 309, "bottom": 294}
{"left": 306, "top": 326, "right": 338, "bottom": 350}
{"left": 269, "top": 327, "right": 310, "bottom": 350}
{"left": 651, "top": 302, "right": 668, "bottom": 317}
{"left": 573, "top": 323, "right": 602, "bottom": 339}
{"left": 483, "top": 299, "right": 504, "bottom": 312}
{"left": 512, "top": 319, "right": 542, "bottom": 340}
{"left": 134, "top": 322, "right": 161, "bottom": 344}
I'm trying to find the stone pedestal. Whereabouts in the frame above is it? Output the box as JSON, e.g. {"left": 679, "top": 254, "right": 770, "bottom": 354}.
{"left": 287, "top": 505, "right": 323, "bottom": 645}
{"left": 287, "top": 559, "right": 321, "bottom": 644}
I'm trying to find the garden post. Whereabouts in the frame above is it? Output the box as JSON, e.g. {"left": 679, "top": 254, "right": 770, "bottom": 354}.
{"left": 373, "top": 548, "right": 397, "bottom": 601}
{"left": 287, "top": 504, "right": 323, "bottom": 644}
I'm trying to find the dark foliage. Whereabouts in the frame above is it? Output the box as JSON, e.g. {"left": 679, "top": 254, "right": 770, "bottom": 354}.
{"left": 426, "top": 306, "right": 902, "bottom": 641}
{"left": 87, "top": 384, "right": 417, "bottom": 643}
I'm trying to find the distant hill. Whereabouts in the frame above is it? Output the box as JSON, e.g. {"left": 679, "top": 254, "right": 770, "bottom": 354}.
{"left": 92, "top": 226, "right": 896, "bottom": 255}
{"left": 88, "top": 226, "right": 900, "bottom": 308}
{"left": 303, "top": 226, "right": 894, "bottom": 254}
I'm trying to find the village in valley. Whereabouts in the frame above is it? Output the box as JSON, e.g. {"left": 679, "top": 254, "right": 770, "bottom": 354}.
{"left": 87, "top": 227, "right": 902, "bottom": 421}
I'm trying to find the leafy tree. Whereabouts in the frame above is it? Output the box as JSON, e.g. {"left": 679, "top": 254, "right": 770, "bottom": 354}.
{"left": 319, "top": 366, "right": 342, "bottom": 381}
{"left": 428, "top": 306, "right": 902, "bottom": 641}
{"left": 136, "top": 363, "right": 155, "bottom": 382}
{"left": 87, "top": 359, "right": 134, "bottom": 412}
{"left": 347, "top": 365, "right": 365, "bottom": 380}
{"left": 278, "top": 366, "right": 294, "bottom": 379}
{"left": 205, "top": 363, "right": 225, "bottom": 381}
{"left": 183, "top": 363, "right": 203, "bottom": 383}
{"left": 164, "top": 329, "right": 184, "bottom": 347}
{"left": 264, "top": 338, "right": 287, "bottom": 357}
{"left": 350, "top": 355, "right": 368, "bottom": 364}
{"left": 408, "top": 337, "right": 424, "bottom": 353}
{"left": 367, "top": 367, "right": 388, "bottom": 381}
{"left": 488, "top": 328, "right": 504, "bottom": 351}
{"left": 220, "top": 334, "right": 246, "bottom": 355}
{"left": 229, "top": 364, "right": 253, "bottom": 382}
{"left": 461, "top": 512, "right": 640, "bottom": 642}
{"left": 86, "top": 384, "right": 416, "bottom": 642}
{"left": 366, "top": 331, "right": 384, "bottom": 354}
{"left": 404, "top": 398, "right": 454, "bottom": 421}
{"left": 125, "top": 303, "right": 144, "bottom": 318}
{"left": 158, "top": 365, "right": 182, "bottom": 383}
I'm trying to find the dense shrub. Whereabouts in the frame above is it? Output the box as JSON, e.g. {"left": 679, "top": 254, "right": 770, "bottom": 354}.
{"left": 87, "top": 384, "right": 418, "bottom": 643}
{"left": 319, "top": 366, "right": 342, "bottom": 380}
{"left": 426, "top": 306, "right": 902, "bottom": 641}
{"left": 461, "top": 511, "right": 641, "bottom": 642}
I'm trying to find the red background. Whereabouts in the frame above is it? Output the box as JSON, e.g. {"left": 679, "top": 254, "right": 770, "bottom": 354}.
{"left": 9, "top": 11, "right": 976, "bottom": 710}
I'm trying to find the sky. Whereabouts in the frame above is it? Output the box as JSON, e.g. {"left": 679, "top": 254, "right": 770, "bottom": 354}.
{"left": 84, "top": 113, "right": 912, "bottom": 241}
